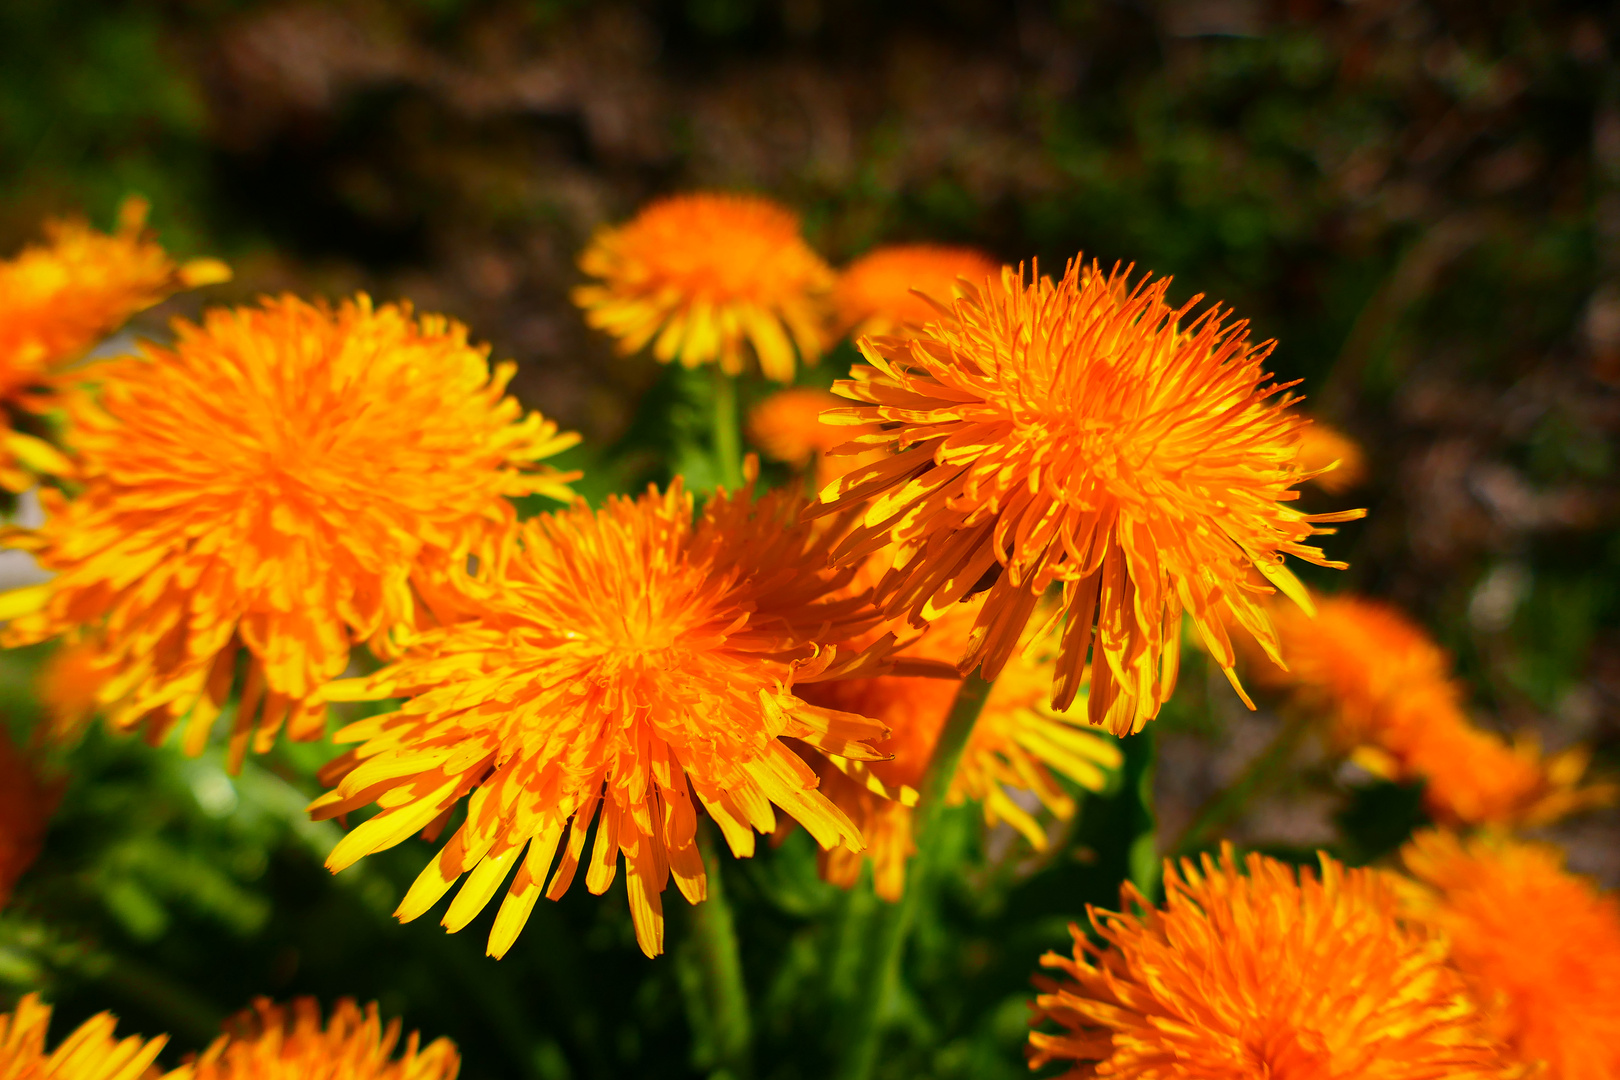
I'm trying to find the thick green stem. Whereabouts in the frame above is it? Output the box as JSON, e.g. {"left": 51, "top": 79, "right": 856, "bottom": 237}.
{"left": 825, "top": 865, "right": 878, "bottom": 1007}
{"left": 711, "top": 367, "right": 744, "bottom": 491}
{"left": 833, "top": 671, "right": 995, "bottom": 1080}
{"left": 693, "top": 822, "right": 753, "bottom": 1080}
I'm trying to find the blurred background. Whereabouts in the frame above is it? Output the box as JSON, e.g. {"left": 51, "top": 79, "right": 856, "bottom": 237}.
{"left": 2, "top": 1, "right": 1618, "bottom": 1078}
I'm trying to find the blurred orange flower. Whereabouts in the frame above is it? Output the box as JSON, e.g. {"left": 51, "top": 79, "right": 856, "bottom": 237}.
{"left": 175, "top": 998, "right": 459, "bottom": 1080}
{"left": 832, "top": 243, "right": 999, "bottom": 340}
{"left": 314, "top": 473, "right": 900, "bottom": 958}
{"left": 0, "top": 994, "right": 168, "bottom": 1080}
{"left": 1029, "top": 845, "right": 1510, "bottom": 1079}
{"left": 746, "top": 386, "right": 884, "bottom": 489}
{"left": 0, "top": 295, "right": 578, "bottom": 769}
{"left": 1265, "top": 596, "right": 1614, "bottom": 826}
{"left": 0, "top": 196, "right": 228, "bottom": 491}
{"left": 800, "top": 598, "right": 1121, "bottom": 899}
{"left": 1297, "top": 419, "right": 1367, "bottom": 493}
{"left": 0, "top": 730, "right": 57, "bottom": 909}
{"left": 815, "top": 260, "right": 1360, "bottom": 734}
{"left": 572, "top": 192, "right": 833, "bottom": 382}
{"left": 746, "top": 387, "right": 845, "bottom": 466}
{"left": 1398, "top": 830, "right": 1620, "bottom": 1080}
{"left": 36, "top": 638, "right": 113, "bottom": 748}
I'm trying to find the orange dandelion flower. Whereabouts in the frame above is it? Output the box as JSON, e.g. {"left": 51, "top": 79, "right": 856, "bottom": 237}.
{"left": 747, "top": 387, "right": 885, "bottom": 489}
{"left": 832, "top": 243, "right": 1000, "bottom": 340}
{"left": 572, "top": 192, "right": 834, "bottom": 382}
{"left": 175, "top": 998, "right": 459, "bottom": 1080}
{"left": 0, "top": 994, "right": 168, "bottom": 1080}
{"left": 1297, "top": 419, "right": 1366, "bottom": 494}
{"left": 1251, "top": 595, "right": 1455, "bottom": 743}
{"left": 0, "top": 731, "right": 57, "bottom": 909}
{"left": 0, "top": 294, "right": 579, "bottom": 769}
{"left": 800, "top": 598, "right": 1121, "bottom": 900}
{"left": 0, "top": 197, "right": 229, "bottom": 491}
{"left": 1386, "top": 717, "right": 1616, "bottom": 828}
{"left": 747, "top": 388, "right": 845, "bottom": 467}
{"left": 312, "top": 472, "right": 900, "bottom": 958}
{"left": 816, "top": 260, "right": 1361, "bottom": 734}
{"left": 1028, "top": 845, "right": 1510, "bottom": 1080}
{"left": 1398, "top": 830, "right": 1620, "bottom": 1080}
{"left": 1264, "top": 596, "right": 1614, "bottom": 826}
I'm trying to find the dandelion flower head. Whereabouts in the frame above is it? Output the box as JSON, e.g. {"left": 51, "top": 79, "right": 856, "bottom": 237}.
{"left": 1028, "top": 845, "right": 1509, "bottom": 1080}
{"left": 0, "top": 294, "right": 579, "bottom": 769}
{"left": 0, "top": 197, "right": 228, "bottom": 491}
{"left": 313, "top": 472, "right": 899, "bottom": 958}
{"left": 1266, "top": 596, "right": 1614, "bottom": 826}
{"left": 833, "top": 243, "right": 999, "bottom": 340}
{"left": 1398, "top": 830, "right": 1620, "bottom": 1080}
{"left": 174, "top": 998, "right": 459, "bottom": 1080}
{"left": 817, "top": 259, "right": 1360, "bottom": 734}
{"left": 800, "top": 596, "right": 1121, "bottom": 900}
{"left": 572, "top": 192, "right": 833, "bottom": 382}
{"left": 0, "top": 994, "right": 168, "bottom": 1080}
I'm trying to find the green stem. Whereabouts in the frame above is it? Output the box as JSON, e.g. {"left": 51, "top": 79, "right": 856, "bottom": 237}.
{"left": 693, "top": 821, "right": 753, "bottom": 1080}
{"left": 825, "top": 865, "right": 878, "bottom": 1007}
{"left": 1169, "top": 713, "right": 1307, "bottom": 859}
{"left": 712, "top": 368, "right": 744, "bottom": 491}
{"left": 833, "top": 671, "right": 995, "bottom": 1080}
{"left": 1125, "top": 725, "right": 1160, "bottom": 901}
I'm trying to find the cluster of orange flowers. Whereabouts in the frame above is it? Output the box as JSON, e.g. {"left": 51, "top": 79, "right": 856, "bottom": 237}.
{"left": 0, "top": 994, "right": 458, "bottom": 1080}
{"left": 0, "top": 188, "right": 1614, "bottom": 1080}
{"left": 1029, "top": 833, "right": 1620, "bottom": 1079}
{"left": 0, "top": 191, "right": 1368, "bottom": 959}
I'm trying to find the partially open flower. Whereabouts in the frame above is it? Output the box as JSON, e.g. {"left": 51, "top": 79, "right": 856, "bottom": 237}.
{"left": 0, "top": 196, "right": 229, "bottom": 491}
{"left": 0, "top": 294, "right": 578, "bottom": 768}
{"left": 314, "top": 472, "right": 901, "bottom": 958}
{"left": 572, "top": 192, "right": 834, "bottom": 382}
{"left": 815, "top": 260, "right": 1360, "bottom": 734}
{"left": 0, "top": 994, "right": 168, "bottom": 1080}
{"left": 1297, "top": 419, "right": 1367, "bottom": 494}
{"left": 36, "top": 637, "right": 113, "bottom": 748}
{"left": 833, "top": 244, "right": 999, "bottom": 340}
{"left": 1029, "top": 845, "right": 1510, "bottom": 1079}
{"left": 174, "top": 998, "right": 459, "bottom": 1080}
{"left": 1398, "top": 830, "right": 1620, "bottom": 1080}
{"left": 1263, "top": 595, "right": 1615, "bottom": 827}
